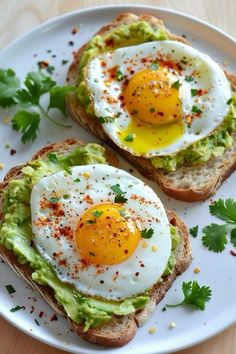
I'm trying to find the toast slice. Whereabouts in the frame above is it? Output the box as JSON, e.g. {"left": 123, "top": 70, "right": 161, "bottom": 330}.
{"left": 0, "top": 138, "right": 192, "bottom": 347}
{"left": 66, "top": 13, "right": 236, "bottom": 202}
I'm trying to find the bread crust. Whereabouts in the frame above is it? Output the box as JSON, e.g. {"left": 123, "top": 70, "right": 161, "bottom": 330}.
{"left": 0, "top": 137, "right": 191, "bottom": 347}
{"left": 66, "top": 12, "right": 236, "bottom": 202}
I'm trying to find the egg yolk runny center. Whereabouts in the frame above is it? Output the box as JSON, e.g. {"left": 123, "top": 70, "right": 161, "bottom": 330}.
{"left": 123, "top": 67, "right": 181, "bottom": 125}
{"left": 74, "top": 204, "right": 141, "bottom": 265}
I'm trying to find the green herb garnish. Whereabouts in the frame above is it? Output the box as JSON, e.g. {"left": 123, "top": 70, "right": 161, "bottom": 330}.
{"left": 202, "top": 198, "right": 236, "bottom": 252}
{"left": 190, "top": 225, "right": 199, "bottom": 238}
{"left": 172, "top": 80, "right": 181, "bottom": 89}
{"left": 191, "top": 105, "right": 203, "bottom": 114}
{"left": 185, "top": 75, "right": 194, "bottom": 82}
{"left": 124, "top": 133, "right": 134, "bottom": 142}
{"left": 166, "top": 281, "right": 212, "bottom": 310}
{"left": 141, "top": 228, "right": 154, "bottom": 239}
{"left": 191, "top": 89, "right": 198, "bottom": 97}
{"left": 5, "top": 285, "right": 16, "bottom": 294}
{"left": 92, "top": 210, "right": 103, "bottom": 218}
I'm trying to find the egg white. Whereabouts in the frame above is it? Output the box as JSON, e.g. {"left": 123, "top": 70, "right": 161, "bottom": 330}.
{"left": 31, "top": 165, "right": 171, "bottom": 300}
{"left": 86, "top": 40, "right": 231, "bottom": 157}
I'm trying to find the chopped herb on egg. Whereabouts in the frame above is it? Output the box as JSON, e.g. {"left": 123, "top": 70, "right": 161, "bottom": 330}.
{"left": 117, "top": 69, "right": 124, "bottom": 81}
{"left": 98, "top": 116, "right": 115, "bottom": 124}
{"left": 86, "top": 219, "right": 96, "bottom": 225}
{"left": 61, "top": 59, "right": 69, "bottom": 65}
{"left": 5, "top": 284, "right": 16, "bottom": 294}
{"left": 181, "top": 59, "right": 188, "bottom": 65}
{"left": 10, "top": 305, "right": 25, "bottom": 312}
{"left": 63, "top": 194, "right": 70, "bottom": 199}
{"left": 92, "top": 210, "right": 103, "bottom": 218}
{"left": 74, "top": 178, "right": 81, "bottom": 182}
{"left": 191, "top": 105, "right": 203, "bottom": 114}
{"left": 124, "top": 133, "right": 134, "bottom": 142}
{"left": 227, "top": 98, "right": 233, "bottom": 105}
{"left": 149, "top": 107, "right": 156, "bottom": 113}
{"left": 34, "top": 318, "right": 40, "bottom": 326}
{"left": 119, "top": 208, "right": 130, "bottom": 219}
{"left": 46, "top": 65, "right": 55, "bottom": 74}
{"left": 151, "top": 62, "right": 159, "bottom": 70}
{"left": 49, "top": 197, "right": 60, "bottom": 203}
{"left": 185, "top": 75, "right": 194, "bottom": 82}
{"left": 191, "top": 89, "right": 198, "bottom": 97}
{"left": 141, "top": 228, "right": 154, "bottom": 239}
{"left": 111, "top": 184, "right": 128, "bottom": 204}
{"left": 172, "top": 80, "right": 181, "bottom": 89}
{"left": 190, "top": 225, "right": 199, "bottom": 237}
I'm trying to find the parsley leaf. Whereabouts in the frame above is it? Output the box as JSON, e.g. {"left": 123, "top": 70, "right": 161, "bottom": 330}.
{"left": 10, "top": 305, "right": 25, "bottom": 312}
{"left": 151, "top": 62, "right": 159, "bottom": 70}
{"left": 209, "top": 198, "right": 236, "bottom": 224}
{"left": 166, "top": 281, "right": 212, "bottom": 311}
{"left": 202, "top": 224, "right": 228, "bottom": 252}
{"left": 0, "top": 68, "right": 20, "bottom": 107}
{"left": 117, "top": 69, "right": 123, "bottom": 81}
{"left": 190, "top": 225, "right": 198, "bottom": 238}
{"left": 172, "top": 80, "right": 181, "bottom": 89}
{"left": 91, "top": 210, "right": 103, "bottom": 218}
{"left": 111, "top": 184, "right": 128, "bottom": 203}
{"left": 12, "top": 111, "right": 40, "bottom": 143}
{"left": 98, "top": 116, "right": 115, "bottom": 124}
{"left": 111, "top": 184, "right": 123, "bottom": 195}
{"left": 124, "top": 133, "right": 134, "bottom": 142}
{"left": 185, "top": 75, "right": 194, "bottom": 82}
{"left": 115, "top": 195, "right": 128, "bottom": 203}
{"left": 230, "top": 229, "right": 236, "bottom": 247}
{"left": 191, "top": 89, "right": 198, "bottom": 97}
{"left": 48, "top": 86, "right": 76, "bottom": 115}
{"left": 141, "top": 228, "right": 154, "bottom": 239}
{"left": 86, "top": 219, "right": 96, "bottom": 224}
{"left": 5, "top": 284, "right": 16, "bottom": 294}
{"left": 191, "top": 105, "right": 203, "bottom": 114}
{"left": 227, "top": 98, "right": 233, "bottom": 105}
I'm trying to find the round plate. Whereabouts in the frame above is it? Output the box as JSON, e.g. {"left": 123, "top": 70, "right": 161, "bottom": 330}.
{"left": 0, "top": 5, "right": 235, "bottom": 354}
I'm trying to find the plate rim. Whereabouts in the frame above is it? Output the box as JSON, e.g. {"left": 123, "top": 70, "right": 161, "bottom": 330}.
{"left": 0, "top": 4, "right": 236, "bottom": 354}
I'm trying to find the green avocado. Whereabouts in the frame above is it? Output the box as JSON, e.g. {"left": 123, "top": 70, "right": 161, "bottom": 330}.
{"left": 76, "top": 20, "right": 236, "bottom": 172}
{"left": 162, "top": 226, "right": 181, "bottom": 276}
{"left": 0, "top": 143, "right": 179, "bottom": 330}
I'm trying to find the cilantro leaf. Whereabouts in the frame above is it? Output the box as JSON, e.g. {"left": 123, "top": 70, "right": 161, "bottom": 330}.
{"left": 111, "top": 184, "right": 123, "bottom": 195}
{"left": 12, "top": 111, "right": 40, "bottom": 143}
{"left": 190, "top": 225, "right": 198, "bottom": 238}
{"left": 209, "top": 198, "right": 236, "bottom": 224}
{"left": 166, "top": 281, "right": 212, "bottom": 311}
{"left": 227, "top": 98, "right": 233, "bottom": 105}
{"left": 141, "top": 228, "right": 154, "bottom": 239}
{"left": 202, "top": 223, "right": 228, "bottom": 252}
{"left": 117, "top": 69, "right": 123, "bottom": 81}
{"left": 191, "top": 89, "right": 198, "bottom": 97}
{"left": 191, "top": 105, "right": 203, "bottom": 114}
{"left": 0, "top": 68, "right": 20, "bottom": 107}
{"left": 48, "top": 86, "right": 76, "bottom": 115}
{"left": 151, "top": 62, "right": 159, "bottom": 70}
{"left": 91, "top": 210, "right": 103, "bottom": 218}
{"left": 25, "top": 71, "right": 56, "bottom": 103}
{"left": 5, "top": 284, "right": 16, "bottom": 294}
{"left": 185, "top": 75, "right": 194, "bottom": 82}
{"left": 115, "top": 195, "right": 128, "bottom": 203}
{"left": 230, "top": 228, "right": 236, "bottom": 247}
{"left": 172, "top": 80, "right": 180, "bottom": 89}
{"left": 124, "top": 133, "right": 134, "bottom": 142}
{"left": 86, "top": 219, "right": 96, "bottom": 224}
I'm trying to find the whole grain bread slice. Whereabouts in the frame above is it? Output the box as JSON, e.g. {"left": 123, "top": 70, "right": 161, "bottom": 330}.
{"left": 0, "top": 138, "right": 192, "bottom": 347}
{"left": 66, "top": 13, "right": 236, "bottom": 202}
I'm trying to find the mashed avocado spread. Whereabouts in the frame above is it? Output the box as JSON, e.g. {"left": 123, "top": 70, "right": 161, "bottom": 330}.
{"left": 76, "top": 20, "right": 236, "bottom": 173}
{"left": 0, "top": 143, "right": 179, "bottom": 330}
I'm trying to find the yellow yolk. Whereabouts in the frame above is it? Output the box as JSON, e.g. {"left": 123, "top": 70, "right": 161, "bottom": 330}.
{"left": 123, "top": 67, "right": 181, "bottom": 125}
{"left": 74, "top": 204, "right": 141, "bottom": 265}
{"left": 118, "top": 67, "right": 185, "bottom": 155}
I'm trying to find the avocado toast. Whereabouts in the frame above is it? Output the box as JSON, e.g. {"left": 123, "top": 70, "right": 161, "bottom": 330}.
{"left": 0, "top": 138, "right": 192, "bottom": 347}
{"left": 66, "top": 13, "right": 236, "bottom": 202}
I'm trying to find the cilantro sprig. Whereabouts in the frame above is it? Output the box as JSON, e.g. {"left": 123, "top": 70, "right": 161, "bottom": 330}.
{"left": 111, "top": 184, "right": 128, "bottom": 204}
{"left": 141, "top": 228, "right": 154, "bottom": 239}
{"left": 202, "top": 198, "right": 236, "bottom": 252}
{"left": 0, "top": 68, "right": 76, "bottom": 143}
{"left": 166, "top": 281, "right": 212, "bottom": 311}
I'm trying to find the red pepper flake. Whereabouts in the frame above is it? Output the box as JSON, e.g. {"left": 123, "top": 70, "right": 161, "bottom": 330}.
{"left": 135, "top": 272, "right": 140, "bottom": 276}
{"left": 105, "top": 38, "right": 115, "bottom": 47}
{"left": 10, "top": 149, "right": 16, "bottom": 156}
{"left": 30, "top": 306, "right": 35, "bottom": 314}
{"left": 37, "top": 60, "right": 49, "bottom": 69}
{"left": 71, "top": 26, "right": 79, "bottom": 34}
{"left": 83, "top": 195, "right": 93, "bottom": 204}
{"left": 39, "top": 311, "right": 44, "bottom": 318}
{"left": 230, "top": 250, "right": 236, "bottom": 257}
{"left": 157, "top": 111, "right": 164, "bottom": 116}
{"left": 59, "top": 258, "right": 67, "bottom": 266}
{"left": 50, "top": 314, "right": 58, "bottom": 321}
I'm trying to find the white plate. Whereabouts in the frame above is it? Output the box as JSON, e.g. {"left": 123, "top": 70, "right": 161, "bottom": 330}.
{"left": 0, "top": 5, "right": 236, "bottom": 354}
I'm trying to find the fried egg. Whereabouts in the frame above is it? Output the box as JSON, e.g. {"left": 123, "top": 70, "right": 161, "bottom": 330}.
{"left": 86, "top": 40, "right": 231, "bottom": 157}
{"left": 31, "top": 165, "right": 171, "bottom": 300}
